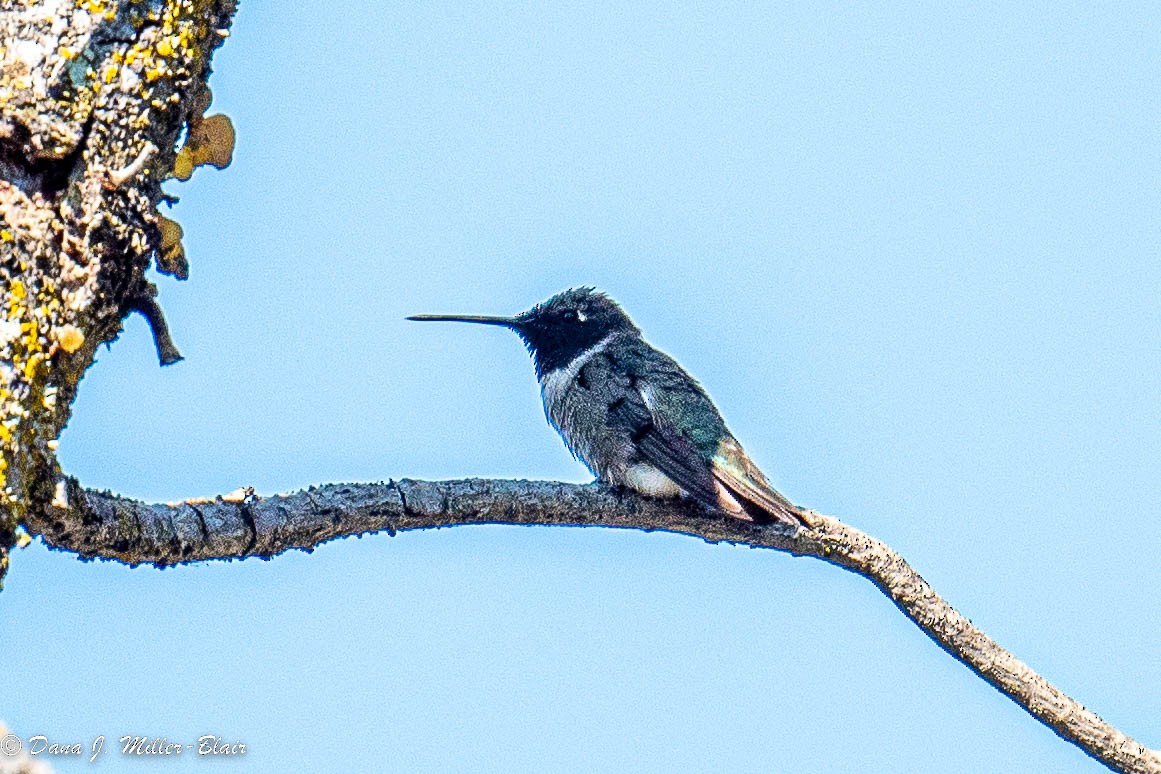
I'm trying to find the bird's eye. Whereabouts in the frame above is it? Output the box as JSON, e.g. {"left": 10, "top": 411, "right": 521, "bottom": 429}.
{"left": 562, "top": 310, "right": 579, "bottom": 322}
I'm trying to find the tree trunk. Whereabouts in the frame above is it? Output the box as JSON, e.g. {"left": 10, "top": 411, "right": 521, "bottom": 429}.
{"left": 0, "top": 0, "right": 237, "bottom": 579}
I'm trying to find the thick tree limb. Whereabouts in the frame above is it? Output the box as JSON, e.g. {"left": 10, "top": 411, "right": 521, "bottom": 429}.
{"left": 23, "top": 477, "right": 1160, "bottom": 774}
{"left": 0, "top": 0, "right": 236, "bottom": 582}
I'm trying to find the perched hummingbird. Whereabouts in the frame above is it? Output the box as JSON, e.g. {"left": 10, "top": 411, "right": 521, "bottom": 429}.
{"left": 408, "top": 288, "right": 804, "bottom": 528}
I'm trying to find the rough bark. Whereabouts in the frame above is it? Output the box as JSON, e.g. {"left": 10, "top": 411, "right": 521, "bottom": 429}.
{"left": 22, "top": 476, "right": 1161, "bottom": 774}
{"left": 0, "top": 0, "right": 237, "bottom": 580}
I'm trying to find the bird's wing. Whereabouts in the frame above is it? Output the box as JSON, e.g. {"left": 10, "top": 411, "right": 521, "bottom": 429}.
{"left": 596, "top": 342, "right": 800, "bottom": 527}
{"left": 585, "top": 347, "right": 748, "bottom": 518}
{"left": 601, "top": 380, "right": 725, "bottom": 512}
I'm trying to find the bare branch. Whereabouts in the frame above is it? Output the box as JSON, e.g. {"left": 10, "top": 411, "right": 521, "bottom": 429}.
{"left": 22, "top": 477, "right": 1160, "bottom": 774}
{"left": 128, "top": 290, "right": 183, "bottom": 366}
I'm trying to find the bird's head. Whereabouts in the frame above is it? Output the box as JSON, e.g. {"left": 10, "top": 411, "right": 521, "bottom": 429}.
{"left": 408, "top": 287, "right": 638, "bottom": 376}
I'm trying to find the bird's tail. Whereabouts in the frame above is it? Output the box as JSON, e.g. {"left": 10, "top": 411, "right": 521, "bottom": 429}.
{"left": 711, "top": 437, "right": 806, "bottom": 528}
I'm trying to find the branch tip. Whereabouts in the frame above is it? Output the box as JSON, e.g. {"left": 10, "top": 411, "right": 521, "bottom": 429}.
{"left": 129, "top": 293, "right": 183, "bottom": 365}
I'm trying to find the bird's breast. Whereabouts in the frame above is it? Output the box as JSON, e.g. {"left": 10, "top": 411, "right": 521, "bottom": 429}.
{"left": 538, "top": 334, "right": 628, "bottom": 478}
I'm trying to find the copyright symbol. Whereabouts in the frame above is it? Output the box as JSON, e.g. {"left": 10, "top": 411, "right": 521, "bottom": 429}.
{"left": 0, "top": 733, "right": 21, "bottom": 756}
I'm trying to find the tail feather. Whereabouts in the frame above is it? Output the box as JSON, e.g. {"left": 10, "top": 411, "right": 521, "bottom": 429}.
{"left": 711, "top": 437, "right": 805, "bottom": 528}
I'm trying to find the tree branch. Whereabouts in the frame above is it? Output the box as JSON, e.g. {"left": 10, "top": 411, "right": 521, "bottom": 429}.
{"left": 128, "top": 290, "right": 183, "bottom": 366}
{"left": 22, "top": 477, "right": 1160, "bottom": 774}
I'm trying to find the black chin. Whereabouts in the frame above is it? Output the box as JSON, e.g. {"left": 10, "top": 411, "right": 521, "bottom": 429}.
{"left": 523, "top": 325, "right": 608, "bottom": 378}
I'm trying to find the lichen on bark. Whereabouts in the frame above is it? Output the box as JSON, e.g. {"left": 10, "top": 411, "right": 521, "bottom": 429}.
{"left": 0, "top": 0, "right": 237, "bottom": 582}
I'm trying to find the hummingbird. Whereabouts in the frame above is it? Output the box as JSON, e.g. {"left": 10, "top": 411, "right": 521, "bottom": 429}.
{"left": 408, "top": 288, "right": 804, "bottom": 528}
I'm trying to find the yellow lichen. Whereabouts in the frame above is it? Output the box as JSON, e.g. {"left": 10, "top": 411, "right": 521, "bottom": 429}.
{"left": 22, "top": 353, "right": 42, "bottom": 380}
{"left": 56, "top": 325, "right": 84, "bottom": 354}
{"left": 171, "top": 114, "right": 234, "bottom": 180}
{"left": 156, "top": 214, "right": 186, "bottom": 277}
{"left": 172, "top": 147, "right": 194, "bottom": 180}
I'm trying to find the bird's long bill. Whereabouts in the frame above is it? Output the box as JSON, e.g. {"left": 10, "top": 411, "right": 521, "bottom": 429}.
{"left": 406, "top": 314, "right": 520, "bottom": 328}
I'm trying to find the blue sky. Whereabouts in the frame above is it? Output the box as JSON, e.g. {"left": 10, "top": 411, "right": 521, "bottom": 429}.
{"left": 4, "top": 2, "right": 1160, "bottom": 771}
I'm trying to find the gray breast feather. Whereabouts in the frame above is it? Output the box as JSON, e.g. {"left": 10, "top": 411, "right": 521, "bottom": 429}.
{"left": 540, "top": 334, "right": 637, "bottom": 482}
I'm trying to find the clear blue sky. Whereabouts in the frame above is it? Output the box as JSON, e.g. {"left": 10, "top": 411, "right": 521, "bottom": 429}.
{"left": 4, "top": 2, "right": 1159, "bottom": 772}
